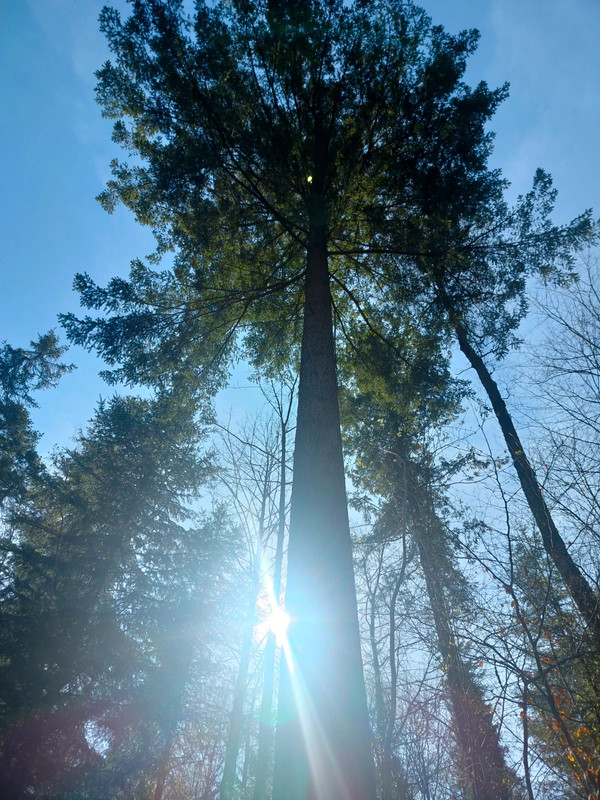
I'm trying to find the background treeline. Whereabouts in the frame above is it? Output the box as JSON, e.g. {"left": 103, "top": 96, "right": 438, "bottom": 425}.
{"left": 2, "top": 1, "right": 600, "bottom": 799}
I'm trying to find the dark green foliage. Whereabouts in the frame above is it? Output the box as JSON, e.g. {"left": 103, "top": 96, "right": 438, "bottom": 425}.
{"left": 0, "top": 332, "right": 70, "bottom": 406}
{"left": 389, "top": 166, "right": 596, "bottom": 360}
{"left": 60, "top": 0, "right": 508, "bottom": 390}
{"left": 0, "top": 395, "right": 236, "bottom": 799}
{"left": 0, "top": 332, "right": 71, "bottom": 507}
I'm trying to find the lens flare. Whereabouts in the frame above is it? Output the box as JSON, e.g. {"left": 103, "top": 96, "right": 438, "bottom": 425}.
{"left": 267, "top": 603, "right": 290, "bottom": 646}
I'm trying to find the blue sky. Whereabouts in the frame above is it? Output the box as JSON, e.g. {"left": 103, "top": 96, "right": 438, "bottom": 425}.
{"left": 1, "top": 0, "right": 599, "bottom": 452}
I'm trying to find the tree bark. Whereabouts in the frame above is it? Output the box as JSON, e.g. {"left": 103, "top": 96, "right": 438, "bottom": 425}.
{"left": 452, "top": 318, "right": 600, "bottom": 646}
{"left": 272, "top": 201, "right": 376, "bottom": 800}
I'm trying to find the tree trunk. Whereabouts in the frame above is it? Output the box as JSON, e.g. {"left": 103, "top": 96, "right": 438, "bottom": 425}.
{"left": 452, "top": 318, "right": 600, "bottom": 645}
{"left": 219, "top": 587, "right": 258, "bottom": 800}
{"left": 416, "top": 522, "right": 515, "bottom": 800}
{"left": 366, "top": 549, "right": 386, "bottom": 737}
{"left": 381, "top": 537, "right": 408, "bottom": 800}
{"left": 220, "top": 478, "right": 268, "bottom": 800}
{"left": 272, "top": 202, "right": 376, "bottom": 800}
{"left": 152, "top": 738, "right": 174, "bottom": 800}
{"left": 253, "top": 419, "right": 287, "bottom": 800}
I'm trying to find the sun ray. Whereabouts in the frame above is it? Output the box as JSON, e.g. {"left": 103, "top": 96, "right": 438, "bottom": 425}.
{"left": 260, "top": 575, "right": 352, "bottom": 799}
{"left": 279, "top": 631, "right": 353, "bottom": 800}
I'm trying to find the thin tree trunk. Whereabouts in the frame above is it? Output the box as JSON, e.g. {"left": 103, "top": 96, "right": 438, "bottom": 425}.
{"left": 272, "top": 202, "right": 376, "bottom": 800}
{"left": 253, "top": 417, "right": 288, "bottom": 800}
{"left": 364, "top": 547, "right": 388, "bottom": 797}
{"left": 241, "top": 692, "right": 255, "bottom": 794}
{"left": 220, "top": 475, "right": 269, "bottom": 800}
{"left": 521, "top": 681, "right": 535, "bottom": 800}
{"left": 381, "top": 536, "right": 408, "bottom": 800}
{"left": 152, "top": 738, "right": 174, "bottom": 800}
{"left": 219, "top": 587, "right": 259, "bottom": 800}
{"left": 452, "top": 318, "right": 600, "bottom": 645}
{"left": 367, "top": 548, "right": 385, "bottom": 737}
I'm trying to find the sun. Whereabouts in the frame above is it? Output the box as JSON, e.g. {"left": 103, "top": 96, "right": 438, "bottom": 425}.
{"left": 266, "top": 603, "right": 290, "bottom": 646}
{"left": 255, "top": 575, "right": 290, "bottom": 647}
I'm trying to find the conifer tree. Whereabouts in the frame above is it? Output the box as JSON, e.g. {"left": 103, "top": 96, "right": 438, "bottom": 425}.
{"left": 61, "top": 4, "right": 508, "bottom": 796}
{"left": 0, "top": 395, "right": 232, "bottom": 799}
{"left": 387, "top": 169, "right": 600, "bottom": 645}
{"left": 342, "top": 318, "right": 522, "bottom": 800}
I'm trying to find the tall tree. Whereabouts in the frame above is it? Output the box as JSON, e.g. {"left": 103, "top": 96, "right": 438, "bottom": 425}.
{"left": 0, "top": 394, "right": 231, "bottom": 800}
{"left": 412, "top": 483, "right": 519, "bottom": 800}
{"left": 61, "top": 3, "right": 510, "bottom": 797}
{"left": 379, "top": 143, "right": 599, "bottom": 643}
{"left": 216, "top": 414, "right": 280, "bottom": 800}
{"left": 342, "top": 320, "right": 521, "bottom": 800}
{"left": 253, "top": 379, "right": 294, "bottom": 800}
